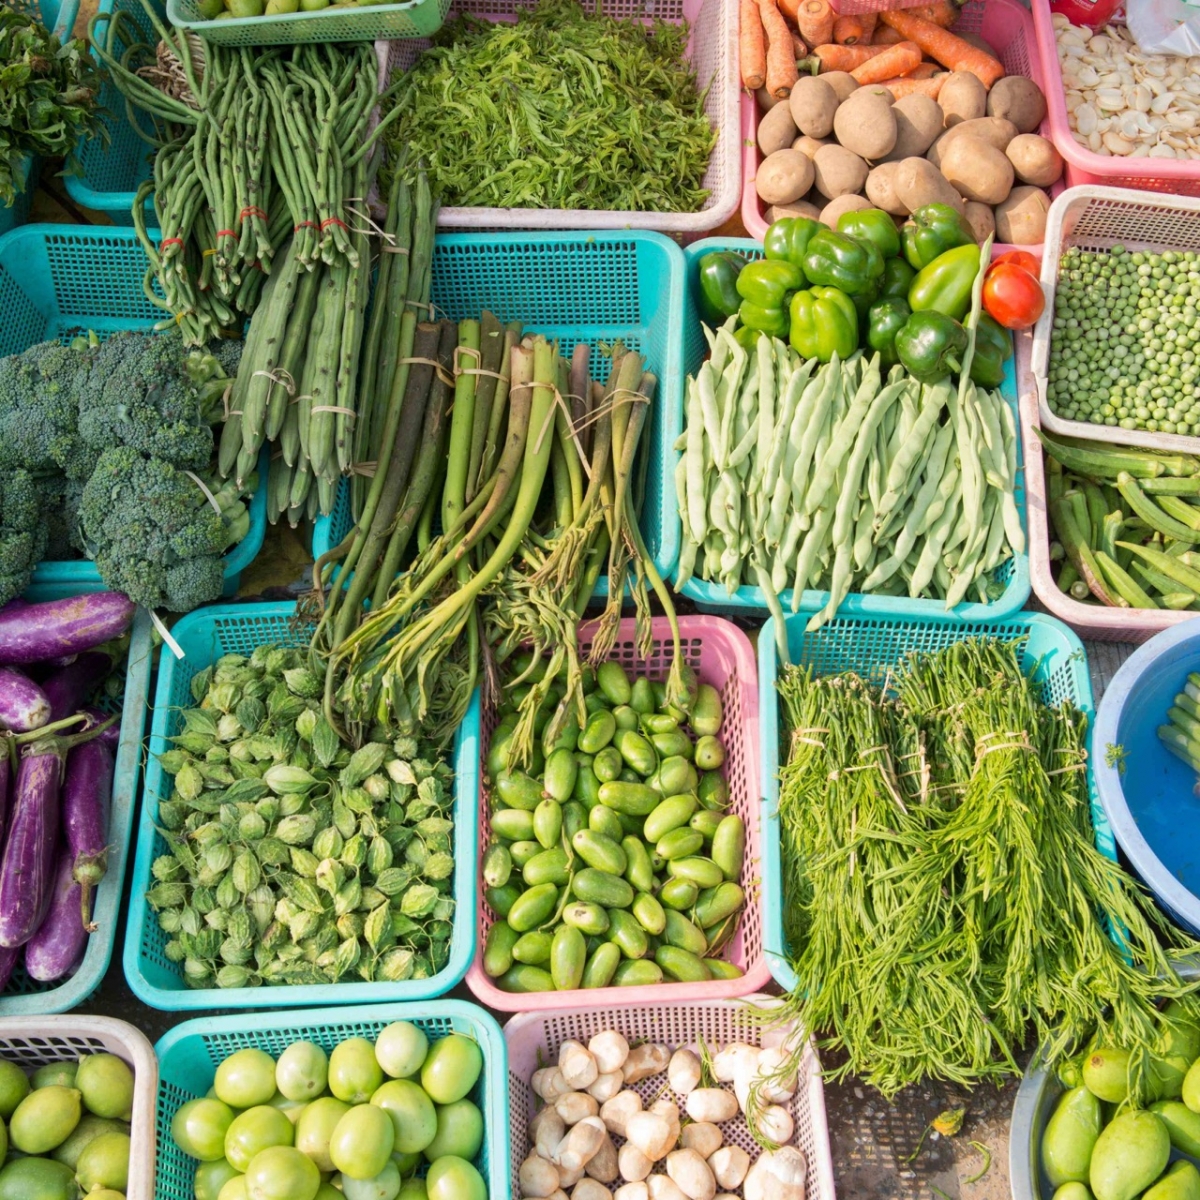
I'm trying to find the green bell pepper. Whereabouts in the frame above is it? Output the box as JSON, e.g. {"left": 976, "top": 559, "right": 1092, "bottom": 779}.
{"left": 763, "top": 216, "right": 820, "bottom": 272}
{"left": 970, "top": 312, "right": 1013, "bottom": 389}
{"left": 838, "top": 208, "right": 901, "bottom": 261}
{"left": 734, "top": 325, "right": 763, "bottom": 353}
{"left": 696, "top": 251, "right": 746, "bottom": 325}
{"left": 895, "top": 310, "right": 968, "bottom": 383}
{"left": 736, "top": 259, "right": 804, "bottom": 338}
{"left": 789, "top": 286, "right": 859, "bottom": 363}
{"left": 801, "top": 228, "right": 884, "bottom": 297}
{"left": 866, "top": 297, "right": 912, "bottom": 367}
{"left": 908, "top": 243, "right": 982, "bottom": 322}
{"left": 900, "top": 203, "right": 977, "bottom": 271}
{"left": 880, "top": 256, "right": 916, "bottom": 300}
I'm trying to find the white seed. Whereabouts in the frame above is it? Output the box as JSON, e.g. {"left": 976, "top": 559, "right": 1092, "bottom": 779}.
{"left": 1150, "top": 142, "right": 1177, "bottom": 157}
{"left": 1096, "top": 89, "right": 1124, "bottom": 111}
{"left": 1102, "top": 131, "right": 1135, "bottom": 154}
{"left": 1088, "top": 131, "right": 1104, "bottom": 152}
{"left": 1078, "top": 64, "right": 1100, "bottom": 86}
{"left": 1130, "top": 84, "right": 1152, "bottom": 112}
{"left": 1076, "top": 105, "right": 1099, "bottom": 135}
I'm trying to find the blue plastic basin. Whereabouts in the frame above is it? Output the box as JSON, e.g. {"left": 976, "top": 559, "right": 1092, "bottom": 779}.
{"left": 1093, "top": 619, "right": 1200, "bottom": 937}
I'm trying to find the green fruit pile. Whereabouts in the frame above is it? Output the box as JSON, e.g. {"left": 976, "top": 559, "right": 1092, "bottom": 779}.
{"left": 171, "top": 1022, "right": 488, "bottom": 1200}
{"left": 0, "top": 1052, "right": 135, "bottom": 1200}
{"left": 1041, "top": 1002, "right": 1200, "bottom": 1200}
{"left": 483, "top": 658, "right": 746, "bottom": 993}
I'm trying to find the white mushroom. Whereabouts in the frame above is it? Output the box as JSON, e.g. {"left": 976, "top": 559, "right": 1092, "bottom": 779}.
{"left": 647, "top": 1176, "right": 689, "bottom": 1200}
{"left": 755, "top": 1105, "right": 795, "bottom": 1146}
{"left": 679, "top": 1122, "right": 722, "bottom": 1160}
{"left": 625, "top": 1111, "right": 674, "bottom": 1162}
{"left": 708, "top": 1147, "right": 750, "bottom": 1191}
{"left": 585, "top": 1136, "right": 619, "bottom": 1184}
{"left": 622, "top": 1044, "right": 670, "bottom": 1084}
{"left": 520, "top": 1155, "right": 561, "bottom": 1198}
{"left": 600, "top": 1090, "right": 643, "bottom": 1138}
{"left": 534, "top": 1068, "right": 575, "bottom": 1101}
{"left": 556, "top": 1117, "right": 608, "bottom": 1172}
{"left": 742, "top": 1147, "right": 808, "bottom": 1200}
{"left": 752, "top": 1047, "right": 798, "bottom": 1105}
{"left": 559, "top": 1163, "right": 584, "bottom": 1189}
{"left": 665, "top": 1149, "right": 717, "bottom": 1200}
{"left": 560, "top": 1041, "right": 601, "bottom": 1090}
{"left": 618, "top": 1143, "right": 653, "bottom": 1183}
{"left": 649, "top": 1099, "right": 680, "bottom": 1146}
{"left": 532, "top": 1109, "right": 568, "bottom": 1161}
{"left": 668, "top": 1049, "right": 702, "bottom": 1096}
{"left": 614, "top": 1186, "right": 649, "bottom": 1200}
{"left": 589, "top": 1071, "right": 624, "bottom": 1104}
{"left": 588, "top": 1031, "right": 630, "bottom": 1076}
{"left": 556, "top": 1092, "right": 601, "bottom": 1126}
{"left": 711, "top": 1044, "right": 759, "bottom": 1084}
{"left": 572, "top": 1180, "right": 614, "bottom": 1200}
{"left": 684, "top": 1089, "right": 739, "bottom": 1125}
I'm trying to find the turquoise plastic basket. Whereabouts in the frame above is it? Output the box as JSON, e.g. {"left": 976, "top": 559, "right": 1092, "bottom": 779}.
{"left": 312, "top": 230, "right": 686, "bottom": 590}
{"left": 0, "top": 223, "right": 267, "bottom": 595}
{"left": 757, "top": 608, "right": 1112, "bottom": 992}
{"left": 167, "top": 0, "right": 449, "bottom": 46}
{"left": 124, "top": 600, "right": 480, "bottom": 1010}
{"left": 154, "top": 1000, "right": 507, "bottom": 1200}
{"left": 0, "top": 591, "right": 152, "bottom": 1015}
{"left": 676, "top": 238, "right": 1032, "bottom": 621}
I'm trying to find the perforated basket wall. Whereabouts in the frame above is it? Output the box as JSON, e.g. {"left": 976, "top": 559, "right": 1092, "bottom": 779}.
{"left": 505, "top": 997, "right": 837, "bottom": 1200}
{"left": 125, "top": 600, "right": 479, "bottom": 1011}
{"left": 371, "top": 0, "right": 739, "bottom": 234}
{"left": 312, "top": 230, "right": 686, "bottom": 584}
{"left": 675, "top": 238, "right": 1031, "bottom": 621}
{"left": 0, "top": 224, "right": 267, "bottom": 593}
{"left": 153, "top": 1001, "right": 506, "bottom": 1200}
{"left": 465, "top": 614, "right": 771, "bottom": 1012}
{"left": 168, "top": 0, "right": 447, "bottom": 46}
{"left": 757, "top": 608, "right": 1112, "bottom": 991}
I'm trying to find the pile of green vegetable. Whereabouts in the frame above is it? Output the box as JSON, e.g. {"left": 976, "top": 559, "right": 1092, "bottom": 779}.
{"left": 770, "top": 639, "right": 1200, "bottom": 1097}
{"left": 378, "top": 0, "right": 715, "bottom": 214}
{"left": 149, "top": 645, "right": 457, "bottom": 989}
{"left": 1047, "top": 243, "right": 1200, "bottom": 436}
{"left": 1042, "top": 428, "right": 1200, "bottom": 612}
{"left": 0, "top": 4, "right": 103, "bottom": 208}
{"left": 0, "top": 329, "right": 255, "bottom": 610}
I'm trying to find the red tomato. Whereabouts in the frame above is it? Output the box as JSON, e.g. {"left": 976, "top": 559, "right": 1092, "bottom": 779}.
{"left": 983, "top": 263, "right": 1045, "bottom": 330}
{"left": 992, "top": 250, "right": 1040, "bottom": 275}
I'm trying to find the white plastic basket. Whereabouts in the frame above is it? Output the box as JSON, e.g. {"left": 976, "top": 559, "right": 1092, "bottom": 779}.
{"left": 504, "top": 996, "right": 837, "bottom": 1200}
{"left": 373, "top": 0, "right": 739, "bottom": 234}
{"left": 1031, "top": 185, "right": 1200, "bottom": 455}
{"left": 0, "top": 1015, "right": 158, "bottom": 1200}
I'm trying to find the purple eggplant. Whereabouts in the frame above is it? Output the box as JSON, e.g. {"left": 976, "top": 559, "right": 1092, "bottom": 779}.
{"left": 62, "top": 726, "right": 112, "bottom": 929}
{"left": 0, "top": 594, "right": 135, "bottom": 666}
{"left": 41, "top": 653, "right": 115, "bottom": 722}
{"left": 0, "top": 944, "right": 18, "bottom": 993}
{"left": 0, "top": 668, "right": 50, "bottom": 733}
{"left": 0, "top": 750, "right": 8, "bottom": 852}
{"left": 81, "top": 706, "right": 121, "bottom": 751}
{"left": 24, "top": 849, "right": 87, "bottom": 983}
{"left": 0, "top": 741, "right": 62, "bottom": 948}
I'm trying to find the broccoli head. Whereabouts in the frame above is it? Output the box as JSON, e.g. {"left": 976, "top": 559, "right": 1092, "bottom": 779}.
{"left": 0, "top": 469, "right": 48, "bottom": 606}
{"left": 80, "top": 446, "right": 245, "bottom": 612}
{"left": 37, "top": 475, "right": 86, "bottom": 561}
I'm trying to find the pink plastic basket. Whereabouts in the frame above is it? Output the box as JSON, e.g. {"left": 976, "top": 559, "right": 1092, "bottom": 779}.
{"left": 1031, "top": 0, "right": 1200, "bottom": 197}
{"left": 464, "top": 614, "right": 771, "bottom": 1013}
{"left": 741, "top": 0, "right": 1061, "bottom": 257}
{"left": 505, "top": 997, "right": 837, "bottom": 1200}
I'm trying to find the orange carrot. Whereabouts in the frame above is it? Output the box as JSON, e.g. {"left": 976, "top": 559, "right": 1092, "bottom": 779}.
{"left": 833, "top": 14, "right": 864, "bottom": 44}
{"left": 850, "top": 39, "right": 922, "bottom": 83}
{"left": 761, "top": 0, "right": 800, "bottom": 98}
{"left": 901, "top": 61, "right": 942, "bottom": 79}
{"left": 741, "top": 0, "right": 767, "bottom": 91}
{"left": 795, "top": 0, "right": 834, "bottom": 49}
{"left": 907, "top": 1, "right": 961, "bottom": 28}
{"left": 878, "top": 73, "right": 949, "bottom": 99}
{"left": 812, "top": 41, "right": 889, "bottom": 71}
{"left": 872, "top": 24, "right": 904, "bottom": 44}
{"left": 791, "top": 31, "right": 808, "bottom": 58}
{"left": 859, "top": 13, "right": 878, "bottom": 40}
{"left": 878, "top": 9, "right": 1005, "bottom": 87}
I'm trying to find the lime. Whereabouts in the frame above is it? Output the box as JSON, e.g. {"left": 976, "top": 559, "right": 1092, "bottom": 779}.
{"left": 194, "top": 1157, "right": 241, "bottom": 1200}
{"left": 244, "top": 1145, "right": 319, "bottom": 1200}
{"left": 0, "top": 1062, "right": 30, "bottom": 1119}
{"left": 423, "top": 1099, "right": 483, "bottom": 1162}
{"left": 420, "top": 1037, "right": 482, "bottom": 1106}
{"left": 215, "top": 1050, "right": 277, "bottom": 1110}
{"left": 217, "top": 1176, "right": 249, "bottom": 1200}
{"left": 330, "top": 1104, "right": 394, "bottom": 1180}
{"left": 51, "top": 1114, "right": 128, "bottom": 1170}
{"left": 329, "top": 1040, "right": 383, "bottom": 1105}
{"left": 294, "top": 1096, "right": 350, "bottom": 1172}
{"left": 77, "top": 1130, "right": 131, "bottom": 1193}
{"left": 275, "top": 1042, "right": 328, "bottom": 1104}
{"left": 76, "top": 1054, "right": 134, "bottom": 1121}
{"left": 224, "top": 1105, "right": 294, "bottom": 1172}
{"left": 172, "top": 1097, "right": 235, "bottom": 1162}
{"left": 374, "top": 1024, "right": 427, "bottom": 1081}
{"left": 0, "top": 1156, "right": 78, "bottom": 1200}
{"left": 425, "top": 1156, "right": 486, "bottom": 1200}
{"left": 371, "top": 1081, "right": 435, "bottom": 1155}
{"left": 397, "top": 1181, "right": 428, "bottom": 1200}
{"left": 342, "top": 1160, "right": 401, "bottom": 1200}
{"left": 31, "top": 1063, "right": 77, "bottom": 1091}
{"left": 10, "top": 1086, "right": 82, "bottom": 1153}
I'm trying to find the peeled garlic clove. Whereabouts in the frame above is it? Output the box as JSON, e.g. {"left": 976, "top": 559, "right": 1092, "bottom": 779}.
{"left": 668, "top": 1049, "right": 702, "bottom": 1096}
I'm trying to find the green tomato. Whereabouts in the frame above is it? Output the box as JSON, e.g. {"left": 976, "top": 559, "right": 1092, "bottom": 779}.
{"left": 420, "top": 1037, "right": 482, "bottom": 1106}
{"left": 266, "top": 1092, "right": 305, "bottom": 1125}
{"left": 314, "top": 1186, "right": 342, "bottom": 1200}
{"left": 31, "top": 1064, "right": 77, "bottom": 1091}
{"left": 76, "top": 1130, "right": 131, "bottom": 1193}
{"left": 330, "top": 1104, "right": 394, "bottom": 1181}
{"left": 275, "top": 1043, "right": 328, "bottom": 1104}
{"left": 173, "top": 1098, "right": 236, "bottom": 1162}
{"left": 329, "top": 1040, "right": 383, "bottom": 1105}
{"left": 0, "top": 1156, "right": 78, "bottom": 1200}
{"left": 374, "top": 1024, "right": 428, "bottom": 1081}
{"left": 244, "top": 1145, "right": 320, "bottom": 1200}
{"left": 294, "top": 1096, "right": 350, "bottom": 1173}
{"left": 215, "top": 1050, "right": 277, "bottom": 1111}
{"left": 425, "top": 1155, "right": 486, "bottom": 1200}
{"left": 341, "top": 1160, "right": 401, "bottom": 1200}
{"left": 423, "top": 1100, "right": 483, "bottom": 1163}
{"left": 194, "top": 1157, "right": 241, "bottom": 1200}
{"left": 371, "top": 1081, "right": 436, "bottom": 1155}
{"left": 218, "top": 1175, "right": 248, "bottom": 1200}
{"left": 0, "top": 1063, "right": 29, "bottom": 1119}
{"left": 224, "top": 1106, "right": 294, "bottom": 1173}
{"left": 75, "top": 1054, "right": 134, "bottom": 1121}
{"left": 9, "top": 1085, "right": 81, "bottom": 1154}
{"left": 397, "top": 1181, "right": 428, "bottom": 1200}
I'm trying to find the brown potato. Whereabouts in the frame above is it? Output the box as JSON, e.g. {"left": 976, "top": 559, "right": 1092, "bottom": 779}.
{"left": 792, "top": 134, "right": 832, "bottom": 159}
{"left": 833, "top": 88, "right": 897, "bottom": 161}
{"left": 995, "top": 185, "right": 1050, "bottom": 244}
{"left": 766, "top": 201, "right": 823, "bottom": 223}
{"left": 1005, "top": 134, "right": 1063, "bottom": 186}
{"left": 756, "top": 87, "right": 787, "bottom": 112}
{"left": 893, "top": 157, "right": 965, "bottom": 214}
{"left": 939, "top": 134, "right": 1013, "bottom": 204}
{"left": 812, "top": 144, "right": 869, "bottom": 199}
{"left": 927, "top": 116, "right": 1019, "bottom": 171}
{"left": 820, "top": 71, "right": 859, "bottom": 104}
{"left": 819, "top": 194, "right": 872, "bottom": 228}
{"left": 987, "top": 76, "right": 1047, "bottom": 134}
{"left": 963, "top": 201, "right": 995, "bottom": 244}
{"left": 865, "top": 162, "right": 908, "bottom": 216}
{"left": 758, "top": 102, "right": 799, "bottom": 157}
{"left": 789, "top": 77, "right": 839, "bottom": 139}
{"left": 755, "top": 148, "right": 816, "bottom": 206}
{"left": 884, "top": 94, "right": 944, "bottom": 162}
{"left": 956, "top": 30, "right": 1000, "bottom": 57}
{"left": 938, "top": 71, "right": 988, "bottom": 128}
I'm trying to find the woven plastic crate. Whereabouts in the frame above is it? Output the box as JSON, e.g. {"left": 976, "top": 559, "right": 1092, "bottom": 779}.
{"left": 154, "top": 1000, "right": 506, "bottom": 1200}
{"left": 168, "top": 0, "right": 448, "bottom": 46}
{"left": 372, "top": 0, "right": 739, "bottom": 235}
{"left": 505, "top": 997, "right": 837, "bottom": 1200}
{"left": 465, "top": 613, "right": 771, "bottom": 1013}
{"left": 0, "top": 224, "right": 268, "bottom": 595}
{"left": 1031, "top": 186, "right": 1200, "bottom": 458}
{"left": 741, "top": 0, "right": 1059, "bottom": 253}
{"left": 1032, "top": 0, "right": 1200, "bottom": 197}
{"left": 757, "top": 607, "right": 1112, "bottom": 992}
{"left": 674, "top": 237, "right": 1031, "bottom": 621}
{"left": 312, "top": 230, "right": 686, "bottom": 586}
{"left": 0, "top": 1015, "right": 157, "bottom": 1199}
{"left": 125, "top": 600, "right": 479, "bottom": 1010}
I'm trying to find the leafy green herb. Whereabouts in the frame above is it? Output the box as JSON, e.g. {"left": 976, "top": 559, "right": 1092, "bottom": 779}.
{"left": 1105, "top": 741, "right": 1128, "bottom": 772}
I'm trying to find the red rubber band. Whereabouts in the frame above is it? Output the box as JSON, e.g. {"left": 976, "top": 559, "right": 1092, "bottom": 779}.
{"left": 160, "top": 237, "right": 184, "bottom": 248}
{"left": 294, "top": 221, "right": 317, "bottom": 231}
{"left": 320, "top": 217, "right": 349, "bottom": 231}
{"left": 216, "top": 229, "right": 236, "bottom": 239}
{"left": 240, "top": 206, "right": 268, "bottom": 221}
